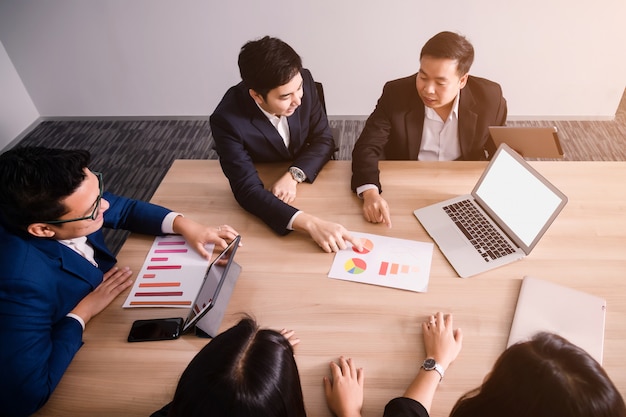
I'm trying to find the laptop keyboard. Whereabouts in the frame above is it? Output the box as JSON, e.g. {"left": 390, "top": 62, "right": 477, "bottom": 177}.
{"left": 443, "top": 199, "right": 515, "bottom": 262}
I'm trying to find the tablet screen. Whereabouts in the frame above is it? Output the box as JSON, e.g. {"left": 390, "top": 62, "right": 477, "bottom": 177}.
{"left": 182, "top": 235, "right": 240, "bottom": 333}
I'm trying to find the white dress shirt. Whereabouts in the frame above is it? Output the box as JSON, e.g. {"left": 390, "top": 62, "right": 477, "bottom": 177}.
{"left": 356, "top": 94, "right": 462, "bottom": 197}
{"left": 419, "top": 94, "right": 462, "bottom": 161}
{"left": 256, "top": 103, "right": 302, "bottom": 230}
{"left": 256, "top": 103, "right": 291, "bottom": 148}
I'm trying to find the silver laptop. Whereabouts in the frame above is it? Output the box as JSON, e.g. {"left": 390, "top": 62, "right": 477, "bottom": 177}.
{"left": 489, "top": 126, "right": 563, "bottom": 158}
{"left": 413, "top": 144, "right": 568, "bottom": 278}
{"left": 507, "top": 276, "right": 606, "bottom": 364}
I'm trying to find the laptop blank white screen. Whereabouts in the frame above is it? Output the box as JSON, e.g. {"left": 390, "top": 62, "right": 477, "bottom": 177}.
{"left": 474, "top": 150, "right": 564, "bottom": 247}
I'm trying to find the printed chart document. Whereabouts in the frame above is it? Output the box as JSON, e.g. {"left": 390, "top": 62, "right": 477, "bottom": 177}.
{"left": 123, "top": 235, "right": 214, "bottom": 308}
{"left": 328, "top": 232, "right": 434, "bottom": 292}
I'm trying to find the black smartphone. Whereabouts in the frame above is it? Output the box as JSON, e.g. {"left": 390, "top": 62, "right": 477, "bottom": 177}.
{"left": 127, "top": 317, "right": 184, "bottom": 342}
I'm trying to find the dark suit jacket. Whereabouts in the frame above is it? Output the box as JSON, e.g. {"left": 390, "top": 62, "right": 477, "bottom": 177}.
{"left": 210, "top": 68, "right": 335, "bottom": 235}
{"left": 0, "top": 193, "right": 171, "bottom": 417}
{"left": 351, "top": 74, "right": 507, "bottom": 192}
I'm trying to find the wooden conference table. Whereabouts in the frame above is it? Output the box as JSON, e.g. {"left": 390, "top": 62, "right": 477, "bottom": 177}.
{"left": 35, "top": 160, "right": 626, "bottom": 417}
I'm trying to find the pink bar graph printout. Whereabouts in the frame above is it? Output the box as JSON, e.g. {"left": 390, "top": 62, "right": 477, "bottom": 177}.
{"left": 123, "top": 235, "right": 214, "bottom": 308}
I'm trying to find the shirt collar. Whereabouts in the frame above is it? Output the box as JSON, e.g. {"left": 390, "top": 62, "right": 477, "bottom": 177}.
{"left": 255, "top": 102, "right": 282, "bottom": 124}
{"left": 58, "top": 236, "right": 89, "bottom": 246}
{"left": 424, "top": 93, "right": 460, "bottom": 122}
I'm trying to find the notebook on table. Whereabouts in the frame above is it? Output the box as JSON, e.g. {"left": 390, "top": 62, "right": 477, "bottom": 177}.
{"left": 507, "top": 276, "right": 606, "bottom": 364}
{"left": 489, "top": 126, "right": 563, "bottom": 158}
{"left": 413, "top": 144, "right": 568, "bottom": 278}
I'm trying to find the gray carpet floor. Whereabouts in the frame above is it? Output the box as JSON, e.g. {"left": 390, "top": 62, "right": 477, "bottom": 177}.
{"left": 13, "top": 89, "right": 626, "bottom": 253}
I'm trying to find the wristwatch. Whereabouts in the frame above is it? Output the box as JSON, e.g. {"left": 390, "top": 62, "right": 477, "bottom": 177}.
{"left": 289, "top": 166, "right": 306, "bottom": 183}
{"left": 421, "top": 358, "right": 445, "bottom": 381}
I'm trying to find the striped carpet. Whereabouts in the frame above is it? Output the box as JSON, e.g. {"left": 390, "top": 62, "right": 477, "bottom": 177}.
{"left": 14, "top": 90, "right": 626, "bottom": 253}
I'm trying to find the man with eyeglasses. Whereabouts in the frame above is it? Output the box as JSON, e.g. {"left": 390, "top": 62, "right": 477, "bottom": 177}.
{"left": 0, "top": 146, "right": 240, "bottom": 417}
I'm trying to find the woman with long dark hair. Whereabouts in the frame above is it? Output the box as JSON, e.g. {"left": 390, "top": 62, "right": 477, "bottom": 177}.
{"left": 448, "top": 331, "right": 626, "bottom": 417}
{"left": 151, "top": 317, "right": 305, "bottom": 417}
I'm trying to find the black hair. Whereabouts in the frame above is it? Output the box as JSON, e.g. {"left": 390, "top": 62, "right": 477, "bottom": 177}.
{"left": 167, "top": 317, "right": 307, "bottom": 417}
{"left": 238, "top": 36, "right": 303, "bottom": 99}
{"left": 420, "top": 31, "right": 474, "bottom": 76}
{"left": 450, "top": 332, "right": 626, "bottom": 417}
{"left": 0, "top": 146, "right": 90, "bottom": 231}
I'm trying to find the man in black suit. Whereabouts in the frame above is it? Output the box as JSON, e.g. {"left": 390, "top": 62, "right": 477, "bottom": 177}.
{"left": 351, "top": 31, "right": 507, "bottom": 227}
{"left": 211, "top": 36, "right": 361, "bottom": 253}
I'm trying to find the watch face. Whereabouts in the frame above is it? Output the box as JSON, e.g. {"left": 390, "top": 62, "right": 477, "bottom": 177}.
{"left": 289, "top": 167, "right": 305, "bottom": 182}
{"left": 423, "top": 358, "right": 436, "bottom": 370}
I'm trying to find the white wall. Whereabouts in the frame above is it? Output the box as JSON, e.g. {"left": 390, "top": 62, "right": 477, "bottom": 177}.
{"left": 0, "top": 0, "right": 625, "bottom": 123}
{"left": 0, "top": 39, "right": 39, "bottom": 150}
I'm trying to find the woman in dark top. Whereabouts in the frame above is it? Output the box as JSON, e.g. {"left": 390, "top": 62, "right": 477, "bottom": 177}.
{"left": 324, "top": 312, "right": 626, "bottom": 417}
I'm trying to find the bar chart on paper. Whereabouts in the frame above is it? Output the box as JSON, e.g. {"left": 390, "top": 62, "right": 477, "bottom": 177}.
{"left": 122, "top": 235, "right": 214, "bottom": 308}
{"left": 329, "top": 233, "right": 434, "bottom": 292}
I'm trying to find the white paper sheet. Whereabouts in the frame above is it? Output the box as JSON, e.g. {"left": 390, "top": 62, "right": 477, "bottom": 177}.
{"left": 122, "top": 235, "right": 214, "bottom": 308}
{"left": 328, "top": 232, "right": 433, "bottom": 293}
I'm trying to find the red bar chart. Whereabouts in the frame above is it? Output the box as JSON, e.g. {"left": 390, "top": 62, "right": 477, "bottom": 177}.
{"left": 123, "top": 235, "right": 215, "bottom": 308}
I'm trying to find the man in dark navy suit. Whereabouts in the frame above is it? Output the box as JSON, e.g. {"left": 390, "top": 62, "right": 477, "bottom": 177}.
{"left": 351, "top": 31, "right": 508, "bottom": 228}
{"left": 210, "top": 36, "right": 361, "bottom": 253}
{"left": 0, "top": 146, "right": 239, "bottom": 417}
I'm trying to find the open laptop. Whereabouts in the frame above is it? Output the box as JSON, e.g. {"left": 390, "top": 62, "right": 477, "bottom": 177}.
{"left": 489, "top": 126, "right": 563, "bottom": 158}
{"left": 182, "top": 234, "right": 241, "bottom": 336}
{"left": 413, "top": 144, "right": 568, "bottom": 278}
{"left": 507, "top": 276, "right": 606, "bottom": 363}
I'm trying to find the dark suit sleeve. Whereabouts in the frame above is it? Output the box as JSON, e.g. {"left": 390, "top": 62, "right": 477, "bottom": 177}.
{"left": 210, "top": 109, "right": 299, "bottom": 235}
{"left": 210, "top": 69, "right": 333, "bottom": 235}
{"left": 150, "top": 402, "right": 172, "bottom": 417}
{"left": 291, "top": 69, "right": 336, "bottom": 182}
{"left": 383, "top": 397, "right": 431, "bottom": 417}
{"left": 485, "top": 93, "right": 508, "bottom": 158}
{"left": 102, "top": 192, "right": 171, "bottom": 235}
{"left": 463, "top": 76, "right": 507, "bottom": 160}
{"left": 496, "top": 95, "right": 507, "bottom": 125}
{"left": 351, "top": 81, "right": 395, "bottom": 193}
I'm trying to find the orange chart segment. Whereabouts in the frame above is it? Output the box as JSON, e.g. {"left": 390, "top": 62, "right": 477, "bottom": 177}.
{"left": 345, "top": 258, "right": 367, "bottom": 274}
{"left": 379, "top": 262, "right": 420, "bottom": 276}
{"left": 353, "top": 238, "right": 374, "bottom": 254}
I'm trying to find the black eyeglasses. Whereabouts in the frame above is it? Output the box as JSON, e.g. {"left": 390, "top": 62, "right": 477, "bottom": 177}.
{"left": 44, "top": 171, "right": 104, "bottom": 225}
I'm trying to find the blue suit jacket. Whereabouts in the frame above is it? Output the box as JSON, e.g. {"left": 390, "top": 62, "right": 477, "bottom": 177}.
{"left": 351, "top": 74, "right": 507, "bottom": 192}
{"left": 0, "top": 192, "right": 171, "bottom": 417}
{"left": 210, "top": 68, "right": 335, "bottom": 235}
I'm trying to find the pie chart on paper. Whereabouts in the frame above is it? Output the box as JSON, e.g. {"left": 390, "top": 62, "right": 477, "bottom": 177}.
{"left": 353, "top": 238, "right": 374, "bottom": 254}
{"left": 344, "top": 258, "right": 367, "bottom": 274}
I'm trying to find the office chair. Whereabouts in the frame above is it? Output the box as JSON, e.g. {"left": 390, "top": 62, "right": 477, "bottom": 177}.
{"left": 315, "top": 81, "right": 341, "bottom": 159}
